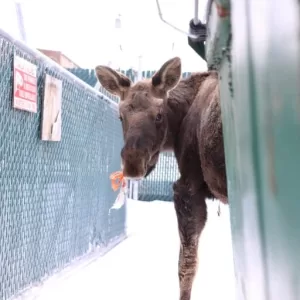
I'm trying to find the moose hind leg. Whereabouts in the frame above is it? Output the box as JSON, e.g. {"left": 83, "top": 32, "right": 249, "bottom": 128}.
{"left": 173, "top": 179, "right": 207, "bottom": 300}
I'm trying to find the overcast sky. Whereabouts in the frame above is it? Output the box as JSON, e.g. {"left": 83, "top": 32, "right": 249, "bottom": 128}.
{"left": 1, "top": 0, "right": 208, "bottom": 72}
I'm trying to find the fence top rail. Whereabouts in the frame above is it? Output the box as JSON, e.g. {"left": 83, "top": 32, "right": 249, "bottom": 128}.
{"left": 0, "top": 28, "right": 118, "bottom": 111}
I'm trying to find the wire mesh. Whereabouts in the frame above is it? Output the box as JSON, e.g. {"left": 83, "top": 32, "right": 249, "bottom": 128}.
{"left": 0, "top": 31, "right": 125, "bottom": 299}
{"left": 138, "top": 152, "right": 180, "bottom": 202}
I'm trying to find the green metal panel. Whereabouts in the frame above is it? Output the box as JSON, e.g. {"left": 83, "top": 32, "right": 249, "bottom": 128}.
{"left": 206, "top": 0, "right": 231, "bottom": 70}
{"left": 207, "top": 0, "right": 300, "bottom": 299}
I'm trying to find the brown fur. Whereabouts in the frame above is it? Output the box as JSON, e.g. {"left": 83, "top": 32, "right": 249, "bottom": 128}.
{"left": 95, "top": 57, "right": 227, "bottom": 300}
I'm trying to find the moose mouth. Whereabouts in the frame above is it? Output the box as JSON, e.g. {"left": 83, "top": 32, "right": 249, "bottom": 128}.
{"left": 144, "top": 151, "right": 159, "bottom": 178}
{"left": 122, "top": 150, "right": 160, "bottom": 181}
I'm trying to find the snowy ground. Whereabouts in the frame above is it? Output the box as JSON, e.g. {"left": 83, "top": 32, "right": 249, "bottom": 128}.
{"left": 14, "top": 199, "right": 236, "bottom": 300}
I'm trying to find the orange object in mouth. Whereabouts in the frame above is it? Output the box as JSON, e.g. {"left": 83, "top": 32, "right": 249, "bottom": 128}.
{"left": 109, "top": 171, "right": 126, "bottom": 191}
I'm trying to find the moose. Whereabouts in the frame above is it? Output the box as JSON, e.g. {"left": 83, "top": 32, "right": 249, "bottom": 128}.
{"left": 95, "top": 57, "right": 227, "bottom": 300}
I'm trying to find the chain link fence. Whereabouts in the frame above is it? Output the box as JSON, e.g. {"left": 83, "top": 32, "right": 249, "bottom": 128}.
{"left": 0, "top": 30, "right": 126, "bottom": 300}
{"left": 138, "top": 152, "right": 180, "bottom": 202}
{"left": 68, "top": 68, "right": 191, "bottom": 90}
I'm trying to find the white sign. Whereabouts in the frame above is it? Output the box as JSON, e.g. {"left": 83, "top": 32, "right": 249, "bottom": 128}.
{"left": 41, "top": 74, "right": 62, "bottom": 141}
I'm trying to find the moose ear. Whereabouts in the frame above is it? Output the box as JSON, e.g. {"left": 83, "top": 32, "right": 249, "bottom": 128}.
{"left": 151, "top": 57, "right": 181, "bottom": 96}
{"left": 95, "top": 66, "right": 132, "bottom": 99}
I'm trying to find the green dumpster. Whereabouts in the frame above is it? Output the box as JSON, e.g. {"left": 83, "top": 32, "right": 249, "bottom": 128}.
{"left": 198, "top": 0, "right": 300, "bottom": 299}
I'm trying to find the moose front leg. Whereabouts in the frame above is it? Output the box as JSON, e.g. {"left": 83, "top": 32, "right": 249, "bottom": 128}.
{"left": 173, "top": 179, "right": 207, "bottom": 300}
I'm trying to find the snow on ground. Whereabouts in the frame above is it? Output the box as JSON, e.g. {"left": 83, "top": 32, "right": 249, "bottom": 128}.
{"left": 15, "top": 199, "right": 236, "bottom": 300}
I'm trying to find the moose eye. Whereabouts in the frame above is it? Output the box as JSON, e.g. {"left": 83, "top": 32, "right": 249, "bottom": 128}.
{"left": 119, "top": 116, "right": 123, "bottom": 122}
{"left": 155, "top": 113, "right": 162, "bottom": 123}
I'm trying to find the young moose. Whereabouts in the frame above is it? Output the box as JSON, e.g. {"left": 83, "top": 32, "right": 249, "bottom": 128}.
{"left": 95, "top": 57, "right": 227, "bottom": 300}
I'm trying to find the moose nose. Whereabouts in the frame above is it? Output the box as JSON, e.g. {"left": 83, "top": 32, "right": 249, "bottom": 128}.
{"left": 121, "top": 146, "right": 150, "bottom": 161}
{"left": 121, "top": 135, "right": 150, "bottom": 159}
{"left": 121, "top": 147, "right": 150, "bottom": 179}
{"left": 124, "top": 135, "right": 143, "bottom": 150}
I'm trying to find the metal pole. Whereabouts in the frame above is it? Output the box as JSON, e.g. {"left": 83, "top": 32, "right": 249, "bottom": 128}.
{"left": 193, "top": 0, "right": 200, "bottom": 25}
{"left": 14, "top": 1, "right": 27, "bottom": 43}
{"left": 155, "top": 0, "right": 201, "bottom": 39}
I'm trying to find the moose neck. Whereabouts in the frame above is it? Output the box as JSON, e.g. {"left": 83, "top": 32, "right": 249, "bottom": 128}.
{"left": 162, "top": 72, "right": 213, "bottom": 151}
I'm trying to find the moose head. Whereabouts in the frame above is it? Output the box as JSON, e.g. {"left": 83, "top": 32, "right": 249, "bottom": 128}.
{"left": 95, "top": 57, "right": 181, "bottom": 179}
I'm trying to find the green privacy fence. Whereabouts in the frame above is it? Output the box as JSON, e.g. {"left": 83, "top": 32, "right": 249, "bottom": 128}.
{"left": 137, "top": 152, "right": 180, "bottom": 202}
{"left": 0, "top": 29, "right": 126, "bottom": 300}
{"left": 68, "top": 67, "right": 192, "bottom": 88}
